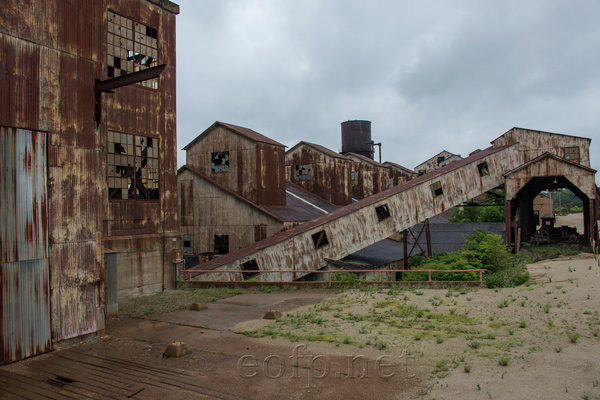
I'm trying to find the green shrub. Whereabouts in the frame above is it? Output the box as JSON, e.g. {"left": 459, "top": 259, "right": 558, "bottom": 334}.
{"left": 403, "top": 229, "right": 528, "bottom": 287}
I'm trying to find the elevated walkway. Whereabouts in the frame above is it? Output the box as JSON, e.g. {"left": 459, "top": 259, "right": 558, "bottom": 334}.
{"left": 188, "top": 144, "right": 525, "bottom": 281}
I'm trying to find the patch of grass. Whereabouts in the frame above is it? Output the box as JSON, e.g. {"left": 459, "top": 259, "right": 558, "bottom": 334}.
{"left": 567, "top": 331, "right": 581, "bottom": 343}
{"left": 498, "top": 354, "right": 510, "bottom": 366}
{"left": 119, "top": 286, "right": 246, "bottom": 317}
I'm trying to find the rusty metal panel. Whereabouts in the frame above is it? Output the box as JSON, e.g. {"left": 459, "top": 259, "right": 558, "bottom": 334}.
{"left": 1, "top": 259, "right": 52, "bottom": 365}
{"left": 256, "top": 143, "right": 286, "bottom": 206}
{"left": 285, "top": 142, "right": 352, "bottom": 206}
{"left": 0, "top": 128, "right": 48, "bottom": 263}
{"left": 0, "top": 127, "right": 51, "bottom": 364}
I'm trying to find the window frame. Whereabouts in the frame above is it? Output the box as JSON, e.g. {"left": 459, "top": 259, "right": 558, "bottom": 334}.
{"left": 311, "top": 230, "right": 329, "bottom": 249}
{"left": 214, "top": 234, "right": 229, "bottom": 255}
{"left": 240, "top": 259, "right": 260, "bottom": 280}
{"left": 211, "top": 151, "right": 230, "bottom": 173}
{"left": 107, "top": 130, "right": 160, "bottom": 201}
{"left": 375, "top": 204, "right": 391, "bottom": 222}
{"left": 430, "top": 181, "right": 443, "bottom": 197}
{"left": 295, "top": 164, "right": 312, "bottom": 181}
{"left": 563, "top": 147, "right": 580, "bottom": 163}
{"left": 477, "top": 161, "right": 489, "bottom": 177}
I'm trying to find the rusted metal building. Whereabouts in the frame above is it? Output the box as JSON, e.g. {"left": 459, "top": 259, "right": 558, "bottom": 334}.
{"left": 1, "top": 0, "right": 179, "bottom": 364}
{"left": 285, "top": 141, "right": 353, "bottom": 206}
{"left": 183, "top": 122, "right": 286, "bottom": 206}
{"left": 188, "top": 128, "right": 597, "bottom": 282}
{"left": 383, "top": 161, "right": 418, "bottom": 184}
{"left": 415, "top": 150, "right": 462, "bottom": 175}
{"left": 345, "top": 152, "right": 396, "bottom": 198}
{"left": 179, "top": 124, "right": 337, "bottom": 263}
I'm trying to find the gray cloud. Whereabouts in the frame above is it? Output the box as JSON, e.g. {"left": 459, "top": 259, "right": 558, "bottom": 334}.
{"left": 176, "top": 0, "right": 600, "bottom": 175}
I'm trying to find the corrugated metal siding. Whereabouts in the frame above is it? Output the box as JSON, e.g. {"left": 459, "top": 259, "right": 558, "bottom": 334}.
{"left": 0, "top": 128, "right": 47, "bottom": 263}
{"left": 0, "top": 127, "right": 51, "bottom": 365}
{"left": 1, "top": 259, "right": 51, "bottom": 365}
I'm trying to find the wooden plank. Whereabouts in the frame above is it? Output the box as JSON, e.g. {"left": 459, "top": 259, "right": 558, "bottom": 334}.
{"left": 0, "top": 369, "right": 78, "bottom": 400}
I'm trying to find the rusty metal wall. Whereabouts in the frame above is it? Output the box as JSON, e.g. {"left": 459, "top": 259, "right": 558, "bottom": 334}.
{"left": 0, "top": 127, "right": 51, "bottom": 364}
{"left": 1, "top": 0, "right": 179, "bottom": 348}
{"left": 414, "top": 151, "right": 462, "bottom": 174}
{"left": 346, "top": 154, "right": 390, "bottom": 198}
{"left": 184, "top": 125, "right": 286, "bottom": 206}
{"left": 178, "top": 168, "right": 283, "bottom": 256}
{"left": 285, "top": 144, "right": 352, "bottom": 206}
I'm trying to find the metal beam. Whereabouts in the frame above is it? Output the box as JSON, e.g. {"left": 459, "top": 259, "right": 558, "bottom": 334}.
{"left": 95, "top": 64, "right": 166, "bottom": 92}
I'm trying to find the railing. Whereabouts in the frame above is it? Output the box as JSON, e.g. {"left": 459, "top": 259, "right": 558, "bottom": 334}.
{"left": 180, "top": 268, "right": 487, "bottom": 286}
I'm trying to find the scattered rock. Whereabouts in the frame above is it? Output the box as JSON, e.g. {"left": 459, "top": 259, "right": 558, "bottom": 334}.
{"left": 263, "top": 310, "right": 282, "bottom": 320}
{"left": 190, "top": 302, "right": 207, "bottom": 311}
{"left": 163, "top": 342, "right": 192, "bottom": 358}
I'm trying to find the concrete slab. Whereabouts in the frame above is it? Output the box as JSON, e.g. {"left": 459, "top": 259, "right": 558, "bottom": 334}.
{"left": 156, "top": 291, "right": 333, "bottom": 332}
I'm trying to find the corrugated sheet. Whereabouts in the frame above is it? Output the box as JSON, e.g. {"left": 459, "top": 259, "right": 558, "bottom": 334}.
{"left": 262, "top": 182, "right": 339, "bottom": 222}
{"left": 1, "top": 259, "right": 52, "bottom": 365}
{"left": 0, "top": 128, "right": 47, "bottom": 263}
{"left": 0, "top": 127, "right": 51, "bottom": 365}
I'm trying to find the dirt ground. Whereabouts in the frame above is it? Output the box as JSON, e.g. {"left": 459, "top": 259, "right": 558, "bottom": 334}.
{"left": 2, "top": 253, "right": 600, "bottom": 399}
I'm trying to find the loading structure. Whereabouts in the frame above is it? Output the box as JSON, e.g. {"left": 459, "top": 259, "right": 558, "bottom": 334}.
{"left": 188, "top": 128, "right": 598, "bottom": 282}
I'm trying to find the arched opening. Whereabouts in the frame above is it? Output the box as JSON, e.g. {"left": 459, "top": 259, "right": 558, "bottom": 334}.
{"left": 507, "top": 175, "right": 590, "bottom": 247}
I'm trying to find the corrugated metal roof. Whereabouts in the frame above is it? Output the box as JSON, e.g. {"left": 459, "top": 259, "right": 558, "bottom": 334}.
{"left": 183, "top": 121, "right": 286, "bottom": 150}
{"left": 191, "top": 144, "right": 514, "bottom": 272}
{"left": 286, "top": 141, "right": 351, "bottom": 160}
{"left": 383, "top": 161, "right": 417, "bottom": 175}
{"left": 491, "top": 127, "right": 592, "bottom": 145}
{"left": 262, "top": 182, "right": 338, "bottom": 222}
{"left": 346, "top": 152, "right": 385, "bottom": 167}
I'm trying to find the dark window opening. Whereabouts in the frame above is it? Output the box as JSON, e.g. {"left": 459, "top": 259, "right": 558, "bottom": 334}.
{"left": 240, "top": 259, "right": 259, "bottom": 280}
{"left": 430, "top": 181, "right": 443, "bottom": 197}
{"left": 108, "top": 131, "right": 159, "bottom": 200}
{"left": 375, "top": 204, "right": 391, "bottom": 221}
{"left": 295, "top": 164, "right": 312, "bottom": 180}
{"left": 214, "top": 235, "right": 229, "bottom": 255}
{"left": 311, "top": 230, "right": 329, "bottom": 249}
{"left": 183, "top": 235, "right": 193, "bottom": 254}
{"left": 418, "top": 169, "right": 426, "bottom": 176}
{"left": 437, "top": 156, "right": 445, "bottom": 166}
{"left": 211, "top": 151, "right": 230, "bottom": 172}
{"left": 477, "top": 162, "right": 489, "bottom": 177}
{"left": 563, "top": 147, "right": 580, "bottom": 163}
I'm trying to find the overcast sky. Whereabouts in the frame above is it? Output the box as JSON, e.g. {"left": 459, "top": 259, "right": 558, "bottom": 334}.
{"left": 176, "top": 0, "right": 600, "bottom": 176}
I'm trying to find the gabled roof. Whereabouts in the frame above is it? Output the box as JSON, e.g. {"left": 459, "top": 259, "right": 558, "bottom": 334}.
{"left": 177, "top": 165, "right": 284, "bottom": 222}
{"left": 414, "top": 150, "right": 461, "bottom": 169}
{"left": 345, "top": 152, "right": 386, "bottom": 167}
{"left": 491, "top": 127, "right": 592, "bottom": 145}
{"left": 504, "top": 152, "right": 596, "bottom": 177}
{"left": 383, "top": 161, "right": 418, "bottom": 175}
{"left": 183, "top": 121, "right": 286, "bottom": 151}
{"left": 286, "top": 141, "right": 350, "bottom": 160}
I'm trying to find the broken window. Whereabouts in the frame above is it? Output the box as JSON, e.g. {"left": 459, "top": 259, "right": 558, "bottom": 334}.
{"left": 214, "top": 235, "right": 229, "bottom": 255}
{"left": 211, "top": 152, "right": 230, "bottom": 172}
{"left": 351, "top": 170, "right": 358, "bottom": 185}
{"left": 477, "top": 161, "right": 489, "bottom": 177}
{"left": 563, "top": 147, "right": 580, "bottom": 163}
{"left": 375, "top": 204, "right": 391, "bottom": 222}
{"left": 437, "top": 156, "right": 445, "bottom": 166}
{"left": 430, "top": 181, "right": 443, "bottom": 197}
{"left": 107, "top": 12, "right": 159, "bottom": 89}
{"left": 240, "top": 259, "right": 259, "bottom": 280}
{"left": 108, "top": 131, "right": 159, "bottom": 200}
{"left": 418, "top": 169, "right": 426, "bottom": 176}
{"left": 311, "top": 230, "right": 329, "bottom": 249}
{"left": 183, "top": 235, "right": 193, "bottom": 254}
{"left": 295, "top": 164, "right": 312, "bottom": 180}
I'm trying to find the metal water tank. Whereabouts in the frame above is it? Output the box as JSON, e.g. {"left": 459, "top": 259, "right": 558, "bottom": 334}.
{"left": 341, "top": 120, "right": 373, "bottom": 159}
